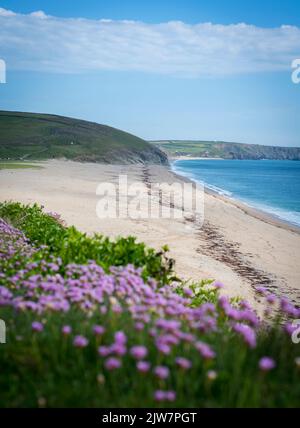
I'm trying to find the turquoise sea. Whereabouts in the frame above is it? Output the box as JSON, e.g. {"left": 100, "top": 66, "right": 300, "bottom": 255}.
{"left": 172, "top": 159, "right": 300, "bottom": 227}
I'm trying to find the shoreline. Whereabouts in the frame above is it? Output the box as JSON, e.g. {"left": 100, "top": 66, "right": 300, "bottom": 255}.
{"left": 170, "top": 160, "right": 300, "bottom": 234}
{"left": 170, "top": 156, "right": 224, "bottom": 161}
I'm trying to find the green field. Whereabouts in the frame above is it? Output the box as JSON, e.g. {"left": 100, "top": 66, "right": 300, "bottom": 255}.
{"left": 0, "top": 162, "right": 42, "bottom": 170}
{"left": 0, "top": 111, "right": 168, "bottom": 165}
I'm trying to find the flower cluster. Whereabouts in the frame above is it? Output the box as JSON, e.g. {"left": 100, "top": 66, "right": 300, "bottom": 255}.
{"left": 1, "top": 218, "right": 299, "bottom": 404}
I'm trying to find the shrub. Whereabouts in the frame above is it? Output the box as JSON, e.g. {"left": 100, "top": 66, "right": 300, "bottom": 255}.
{"left": 0, "top": 202, "right": 176, "bottom": 285}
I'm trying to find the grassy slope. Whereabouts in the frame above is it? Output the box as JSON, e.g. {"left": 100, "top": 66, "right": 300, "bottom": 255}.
{"left": 152, "top": 140, "right": 300, "bottom": 160}
{"left": 0, "top": 111, "right": 168, "bottom": 165}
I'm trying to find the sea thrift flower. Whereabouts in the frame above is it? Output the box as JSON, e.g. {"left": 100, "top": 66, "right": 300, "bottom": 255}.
{"left": 93, "top": 325, "right": 105, "bottom": 336}
{"left": 165, "top": 391, "right": 176, "bottom": 402}
{"left": 154, "top": 390, "right": 165, "bottom": 402}
{"left": 105, "top": 357, "right": 122, "bottom": 370}
{"left": 62, "top": 325, "right": 72, "bottom": 335}
{"left": 154, "top": 365, "right": 169, "bottom": 379}
{"left": 183, "top": 288, "right": 193, "bottom": 297}
{"left": 259, "top": 357, "right": 276, "bottom": 371}
{"left": 114, "top": 331, "right": 127, "bottom": 345}
{"left": 134, "top": 322, "right": 144, "bottom": 331}
{"left": 156, "top": 342, "right": 171, "bottom": 355}
{"left": 213, "top": 281, "right": 224, "bottom": 289}
{"left": 266, "top": 294, "right": 277, "bottom": 305}
{"left": 137, "top": 361, "right": 151, "bottom": 373}
{"left": 32, "top": 321, "right": 43, "bottom": 332}
{"left": 130, "top": 345, "right": 148, "bottom": 360}
{"left": 233, "top": 323, "right": 257, "bottom": 349}
{"left": 284, "top": 322, "right": 299, "bottom": 336}
{"left": 154, "top": 390, "right": 176, "bottom": 402}
{"left": 98, "top": 346, "right": 111, "bottom": 357}
{"left": 73, "top": 335, "right": 88, "bottom": 348}
{"left": 112, "top": 304, "right": 122, "bottom": 314}
{"left": 195, "top": 341, "right": 216, "bottom": 359}
{"left": 111, "top": 343, "right": 127, "bottom": 356}
{"left": 255, "top": 286, "right": 268, "bottom": 295}
{"left": 280, "top": 298, "right": 299, "bottom": 318}
{"left": 175, "top": 357, "right": 192, "bottom": 370}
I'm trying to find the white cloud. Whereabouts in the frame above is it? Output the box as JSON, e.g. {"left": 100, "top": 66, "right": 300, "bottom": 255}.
{"left": 0, "top": 7, "right": 16, "bottom": 16}
{"left": 0, "top": 8, "right": 299, "bottom": 77}
{"left": 30, "top": 11, "right": 48, "bottom": 19}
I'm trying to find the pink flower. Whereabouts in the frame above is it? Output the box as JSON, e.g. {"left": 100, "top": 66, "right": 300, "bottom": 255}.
{"left": 111, "top": 343, "right": 127, "bottom": 356}
{"left": 98, "top": 345, "right": 111, "bottom": 357}
{"left": 154, "top": 390, "right": 165, "bottom": 402}
{"left": 130, "top": 345, "right": 148, "bottom": 360}
{"left": 183, "top": 288, "right": 193, "bottom": 297}
{"left": 73, "top": 335, "right": 88, "bottom": 348}
{"left": 154, "top": 365, "right": 169, "bottom": 379}
{"left": 62, "top": 325, "right": 72, "bottom": 335}
{"left": 284, "top": 322, "right": 299, "bottom": 336}
{"left": 259, "top": 357, "right": 276, "bottom": 371}
{"left": 135, "top": 322, "right": 144, "bottom": 331}
{"left": 165, "top": 390, "right": 176, "bottom": 402}
{"left": 213, "top": 281, "right": 224, "bottom": 289}
{"left": 105, "top": 357, "right": 122, "bottom": 370}
{"left": 32, "top": 321, "right": 43, "bottom": 332}
{"left": 195, "top": 341, "right": 216, "bottom": 359}
{"left": 175, "top": 357, "right": 192, "bottom": 370}
{"left": 266, "top": 294, "right": 277, "bottom": 305}
{"left": 154, "top": 390, "right": 176, "bottom": 402}
{"left": 93, "top": 325, "right": 105, "bottom": 336}
{"left": 232, "top": 323, "right": 257, "bottom": 349}
{"left": 255, "top": 286, "right": 268, "bottom": 295}
{"left": 114, "top": 331, "right": 127, "bottom": 345}
{"left": 137, "top": 361, "right": 151, "bottom": 373}
{"left": 156, "top": 342, "right": 171, "bottom": 355}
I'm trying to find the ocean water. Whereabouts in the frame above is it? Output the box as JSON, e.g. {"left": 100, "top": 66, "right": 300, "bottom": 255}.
{"left": 172, "top": 159, "right": 300, "bottom": 227}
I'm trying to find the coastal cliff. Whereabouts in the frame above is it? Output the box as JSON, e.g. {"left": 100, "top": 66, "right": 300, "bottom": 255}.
{"left": 152, "top": 140, "right": 300, "bottom": 160}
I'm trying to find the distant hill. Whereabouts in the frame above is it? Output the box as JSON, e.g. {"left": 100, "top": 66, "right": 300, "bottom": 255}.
{"left": 0, "top": 111, "right": 168, "bottom": 165}
{"left": 152, "top": 140, "right": 300, "bottom": 160}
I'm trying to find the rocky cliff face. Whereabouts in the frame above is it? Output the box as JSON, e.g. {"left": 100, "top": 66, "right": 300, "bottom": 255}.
{"left": 153, "top": 140, "right": 300, "bottom": 161}
{"left": 221, "top": 143, "right": 300, "bottom": 160}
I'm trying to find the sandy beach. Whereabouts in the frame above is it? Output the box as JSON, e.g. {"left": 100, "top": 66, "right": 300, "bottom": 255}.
{"left": 1, "top": 159, "right": 300, "bottom": 308}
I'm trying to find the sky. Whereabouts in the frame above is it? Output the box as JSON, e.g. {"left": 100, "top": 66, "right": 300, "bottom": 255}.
{"left": 0, "top": 0, "right": 299, "bottom": 146}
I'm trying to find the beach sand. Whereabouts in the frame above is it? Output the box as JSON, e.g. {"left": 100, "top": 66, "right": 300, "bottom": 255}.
{"left": 1, "top": 159, "right": 299, "bottom": 308}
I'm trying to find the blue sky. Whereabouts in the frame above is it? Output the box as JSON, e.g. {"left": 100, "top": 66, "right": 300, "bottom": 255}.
{"left": 0, "top": 0, "right": 299, "bottom": 146}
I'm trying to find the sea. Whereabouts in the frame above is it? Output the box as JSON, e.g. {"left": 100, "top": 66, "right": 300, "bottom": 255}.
{"left": 172, "top": 159, "right": 300, "bottom": 228}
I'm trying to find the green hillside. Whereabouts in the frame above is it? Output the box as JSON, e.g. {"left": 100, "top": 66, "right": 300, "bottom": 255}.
{"left": 0, "top": 111, "right": 168, "bottom": 165}
{"left": 152, "top": 140, "right": 300, "bottom": 160}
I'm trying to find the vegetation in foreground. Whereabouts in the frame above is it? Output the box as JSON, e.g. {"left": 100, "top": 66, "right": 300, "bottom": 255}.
{"left": 0, "top": 202, "right": 299, "bottom": 408}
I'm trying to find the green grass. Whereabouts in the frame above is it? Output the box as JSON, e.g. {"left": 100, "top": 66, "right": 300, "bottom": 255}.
{"left": 0, "top": 162, "right": 42, "bottom": 170}
{"left": 0, "top": 111, "right": 168, "bottom": 165}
